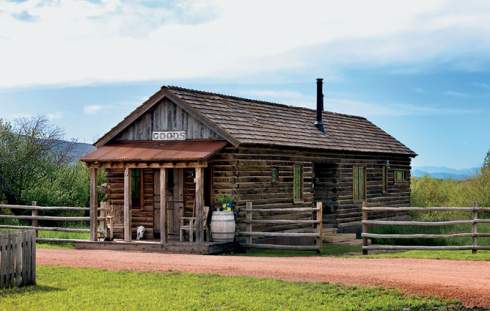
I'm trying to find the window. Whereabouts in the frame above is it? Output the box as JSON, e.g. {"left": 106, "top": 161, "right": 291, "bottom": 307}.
{"left": 394, "top": 169, "right": 407, "bottom": 183}
{"left": 271, "top": 167, "right": 279, "bottom": 184}
{"left": 353, "top": 166, "right": 366, "bottom": 201}
{"left": 131, "top": 169, "right": 142, "bottom": 208}
{"left": 293, "top": 164, "right": 303, "bottom": 202}
{"left": 382, "top": 165, "right": 388, "bottom": 193}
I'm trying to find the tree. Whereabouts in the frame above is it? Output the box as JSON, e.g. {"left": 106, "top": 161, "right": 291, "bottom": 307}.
{"left": 483, "top": 149, "right": 490, "bottom": 171}
{"left": 0, "top": 117, "right": 74, "bottom": 204}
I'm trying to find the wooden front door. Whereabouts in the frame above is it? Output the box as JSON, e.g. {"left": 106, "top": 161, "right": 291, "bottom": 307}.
{"left": 154, "top": 168, "right": 184, "bottom": 237}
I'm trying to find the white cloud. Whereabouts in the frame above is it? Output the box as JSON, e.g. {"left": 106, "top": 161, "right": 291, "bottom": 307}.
{"left": 242, "top": 88, "right": 477, "bottom": 117}
{"left": 83, "top": 105, "right": 103, "bottom": 114}
{"left": 444, "top": 90, "right": 468, "bottom": 97}
{"left": 46, "top": 111, "right": 63, "bottom": 120}
{"left": 1, "top": 0, "right": 490, "bottom": 87}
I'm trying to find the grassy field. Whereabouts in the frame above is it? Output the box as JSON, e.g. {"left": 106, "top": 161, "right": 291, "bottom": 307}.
{"left": 364, "top": 250, "right": 490, "bottom": 261}
{"left": 0, "top": 266, "right": 460, "bottom": 311}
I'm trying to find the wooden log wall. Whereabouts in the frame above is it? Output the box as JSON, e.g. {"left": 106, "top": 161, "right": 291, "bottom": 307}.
{"left": 106, "top": 168, "right": 155, "bottom": 239}
{"left": 183, "top": 169, "right": 196, "bottom": 217}
{"left": 208, "top": 144, "right": 412, "bottom": 233}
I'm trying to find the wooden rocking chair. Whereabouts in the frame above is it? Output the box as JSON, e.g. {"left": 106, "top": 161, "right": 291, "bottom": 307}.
{"left": 180, "top": 206, "right": 210, "bottom": 242}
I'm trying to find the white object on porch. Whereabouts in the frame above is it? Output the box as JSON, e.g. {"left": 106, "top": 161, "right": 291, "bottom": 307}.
{"left": 136, "top": 226, "right": 145, "bottom": 240}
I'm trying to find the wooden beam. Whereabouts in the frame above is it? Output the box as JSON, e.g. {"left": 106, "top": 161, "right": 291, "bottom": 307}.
{"left": 92, "top": 161, "right": 209, "bottom": 169}
{"left": 123, "top": 167, "right": 132, "bottom": 242}
{"left": 159, "top": 168, "right": 167, "bottom": 244}
{"left": 89, "top": 167, "right": 97, "bottom": 241}
{"left": 195, "top": 167, "right": 204, "bottom": 243}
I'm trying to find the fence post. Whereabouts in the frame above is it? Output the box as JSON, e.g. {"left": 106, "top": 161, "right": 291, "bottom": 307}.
{"left": 316, "top": 201, "right": 323, "bottom": 254}
{"left": 362, "top": 200, "right": 368, "bottom": 255}
{"left": 472, "top": 203, "right": 478, "bottom": 254}
{"left": 31, "top": 201, "right": 38, "bottom": 237}
{"left": 246, "top": 201, "right": 253, "bottom": 245}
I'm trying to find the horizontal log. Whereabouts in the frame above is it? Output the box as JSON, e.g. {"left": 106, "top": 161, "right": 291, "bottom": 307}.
{"left": 0, "top": 204, "right": 90, "bottom": 211}
{"left": 0, "top": 215, "right": 93, "bottom": 221}
{"left": 0, "top": 225, "right": 90, "bottom": 232}
{"left": 36, "top": 238, "right": 90, "bottom": 243}
{"left": 362, "top": 232, "right": 474, "bottom": 239}
{"left": 363, "top": 245, "right": 490, "bottom": 251}
{"left": 240, "top": 207, "right": 320, "bottom": 213}
{"left": 242, "top": 220, "right": 320, "bottom": 224}
{"left": 363, "top": 207, "right": 490, "bottom": 212}
{"left": 239, "top": 231, "right": 319, "bottom": 237}
{"left": 363, "top": 220, "right": 474, "bottom": 226}
{"left": 243, "top": 243, "right": 320, "bottom": 250}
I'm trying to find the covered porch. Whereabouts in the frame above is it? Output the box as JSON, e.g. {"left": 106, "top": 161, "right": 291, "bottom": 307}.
{"left": 81, "top": 140, "right": 227, "bottom": 250}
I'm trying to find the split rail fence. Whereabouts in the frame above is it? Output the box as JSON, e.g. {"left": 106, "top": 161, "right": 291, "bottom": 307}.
{"left": 239, "top": 201, "right": 323, "bottom": 252}
{"left": 0, "top": 202, "right": 96, "bottom": 243}
{"left": 0, "top": 229, "right": 36, "bottom": 288}
{"left": 361, "top": 202, "right": 490, "bottom": 255}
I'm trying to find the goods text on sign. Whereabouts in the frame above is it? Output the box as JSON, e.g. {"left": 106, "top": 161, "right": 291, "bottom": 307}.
{"left": 152, "top": 131, "right": 186, "bottom": 141}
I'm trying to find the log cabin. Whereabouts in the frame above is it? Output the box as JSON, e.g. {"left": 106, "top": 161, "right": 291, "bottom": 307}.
{"left": 81, "top": 79, "right": 416, "bottom": 252}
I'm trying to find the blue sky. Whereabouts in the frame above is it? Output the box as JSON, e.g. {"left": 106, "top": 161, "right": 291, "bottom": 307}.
{"left": 1, "top": 0, "right": 489, "bottom": 169}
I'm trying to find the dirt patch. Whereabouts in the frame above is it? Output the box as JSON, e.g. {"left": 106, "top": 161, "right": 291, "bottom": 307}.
{"left": 37, "top": 248, "right": 490, "bottom": 308}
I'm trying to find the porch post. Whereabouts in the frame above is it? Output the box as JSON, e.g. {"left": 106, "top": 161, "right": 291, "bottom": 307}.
{"left": 89, "top": 167, "right": 98, "bottom": 241}
{"left": 195, "top": 167, "right": 205, "bottom": 243}
{"left": 123, "top": 167, "right": 132, "bottom": 242}
{"left": 159, "top": 168, "right": 168, "bottom": 244}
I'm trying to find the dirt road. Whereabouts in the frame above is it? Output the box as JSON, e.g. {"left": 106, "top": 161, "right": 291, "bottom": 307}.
{"left": 38, "top": 248, "right": 490, "bottom": 307}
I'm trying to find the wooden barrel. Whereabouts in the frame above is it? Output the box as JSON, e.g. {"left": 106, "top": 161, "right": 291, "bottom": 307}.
{"left": 210, "top": 211, "right": 236, "bottom": 242}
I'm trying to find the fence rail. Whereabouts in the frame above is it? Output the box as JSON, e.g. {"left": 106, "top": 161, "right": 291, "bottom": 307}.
{"left": 0, "top": 230, "right": 36, "bottom": 288}
{"left": 238, "top": 201, "right": 323, "bottom": 252}
{"left": 361, "top": 201, "right": 490, "bottom": 255}
{"left": 0, "top": 202, "right": 92, "bottom": 243}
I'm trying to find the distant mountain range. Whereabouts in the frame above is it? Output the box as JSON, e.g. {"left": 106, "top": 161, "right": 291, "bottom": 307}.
{"left": 52, "top": 140, "right": 94, "bottom": 162}
{"left": 412, "top": 166, "right": 480, "bottom": 180}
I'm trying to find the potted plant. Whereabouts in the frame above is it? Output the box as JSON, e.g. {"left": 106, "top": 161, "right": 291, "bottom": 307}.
{"left": 210, "top": 193, "right": 237, "bottom": 242}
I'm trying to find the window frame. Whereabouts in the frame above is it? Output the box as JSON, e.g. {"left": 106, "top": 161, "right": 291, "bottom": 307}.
{"left": 394, "top": 169, "right": 407, "bottom": 184}
{"left": 293, "top": 163, "right": 304, "bottom": 203}
{"left": 353, "top": 166, "right": 366, "bottom": 202}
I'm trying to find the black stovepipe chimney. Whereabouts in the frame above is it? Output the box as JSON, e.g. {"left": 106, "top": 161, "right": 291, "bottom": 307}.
{"left": 315, "top": 78, "right": 325, "bottom": 133}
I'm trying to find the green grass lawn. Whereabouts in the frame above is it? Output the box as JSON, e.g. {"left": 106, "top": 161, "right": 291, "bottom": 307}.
{"left": 0, "top": 266, "right": 461, "bottom": 311}
{"left": 364, "top": 250, "right": 490, "bottom": 261}
{"left": 239, "top": 243, "right": 361, "bottom": 257}
{"left": 36, "top": 230, "right": 89, "bottom": 248}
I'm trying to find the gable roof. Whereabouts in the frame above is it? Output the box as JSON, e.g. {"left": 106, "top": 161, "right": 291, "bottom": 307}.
{"left": 95, "top": 85, "right": 416, "bottom": 157}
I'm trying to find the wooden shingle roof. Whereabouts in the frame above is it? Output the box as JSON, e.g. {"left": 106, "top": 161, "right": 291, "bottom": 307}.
{"left": 163, "top": 86, "right": 416, "bottom": 156}
{"left": 95, "top": 85, "right": 416, "bottom": 157}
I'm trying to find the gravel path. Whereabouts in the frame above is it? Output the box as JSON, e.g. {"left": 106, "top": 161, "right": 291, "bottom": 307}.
{"left": 38, "top": 248, "right": 490, "bottom": 308}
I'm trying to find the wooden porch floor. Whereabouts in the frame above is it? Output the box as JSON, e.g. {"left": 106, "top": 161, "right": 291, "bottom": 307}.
{"left": 74, "top": 239, "right": 236, "bottom": 255}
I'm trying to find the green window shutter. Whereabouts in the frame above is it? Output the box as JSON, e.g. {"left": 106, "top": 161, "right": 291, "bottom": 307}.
{"left": 359, "top": 168, "right": 365, "bottom": 200}
{"left": 353, "top": 167, "right": 358, "bottom": 201}
{"left": 293, "top": 164, "right": 303, "bottom": 202}
{"left": 353, "top": 166, "right": 365, "bottom": 201}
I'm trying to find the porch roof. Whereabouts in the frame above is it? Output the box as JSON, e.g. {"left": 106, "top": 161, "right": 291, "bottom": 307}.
{"left": 80, "top": 140, "right": 227, "bottom": 163}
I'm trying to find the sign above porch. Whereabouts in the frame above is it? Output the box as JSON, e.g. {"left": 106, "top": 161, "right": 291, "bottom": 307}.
{"left": 152, "top": 131, "right": 186, "bottom": 141}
